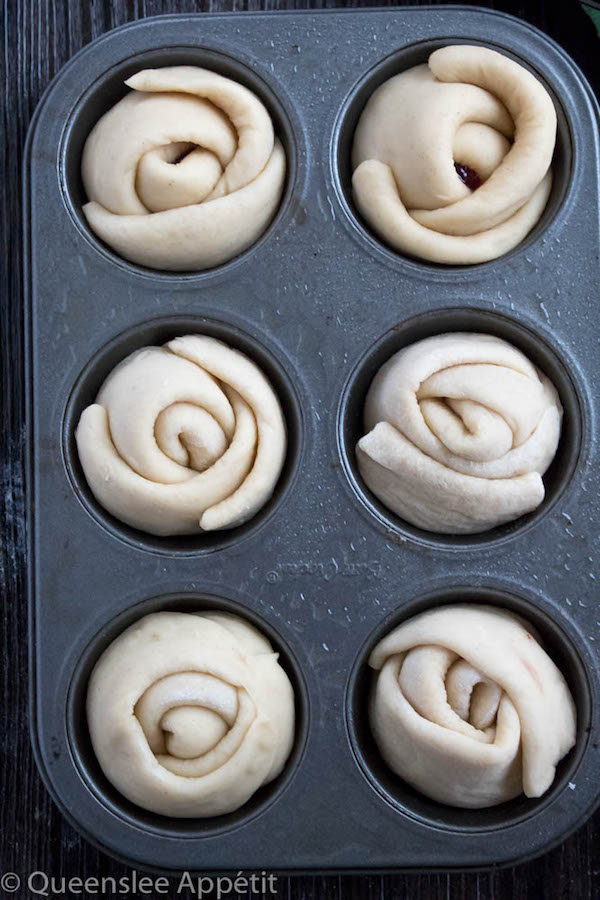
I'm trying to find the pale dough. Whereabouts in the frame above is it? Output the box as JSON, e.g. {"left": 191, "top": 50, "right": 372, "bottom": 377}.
{"left": 87, "top": 611, "right": 295, "bottom": 817}
{"left": 76, "top": 335, "right": 287, "bottom": 535}
{"left": 352, "top": 45, "right": 556, "bottom": 263}
{"left": 369, "top": 604, "right": 576, "bottom": 808}
{"left": 357, "top": 332, "right": 562, "bottom": 534}
{"left": 82, "top": 66, "right": 286, "bottom": 270}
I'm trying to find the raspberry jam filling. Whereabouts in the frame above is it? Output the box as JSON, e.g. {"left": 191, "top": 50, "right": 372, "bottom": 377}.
{"left": 454, "top": 162, "right": 482, "bottom": 191}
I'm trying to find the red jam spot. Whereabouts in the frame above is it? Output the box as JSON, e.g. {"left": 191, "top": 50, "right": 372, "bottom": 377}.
{"left": 521, "top": 657, "right": 543, "bottom": 691}
{"left": 455, "top": 162, "right": 482, "bottom": 191}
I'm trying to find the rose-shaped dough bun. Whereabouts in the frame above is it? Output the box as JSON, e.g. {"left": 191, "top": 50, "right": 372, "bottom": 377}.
{"left": 357, "top": 332, "right": 562, "bottom": 534}
{"left": 369, "top": 604, "right": 576, "bottom": 808}
{"left": 81, "top": 66, "right": 286, "bottom": 270}
{"left": 87, "top": 611, "right": 295, "bottom": 817}
{"left": 352, "top": 45, "right": 556, "bottom": 264}
{"left": 75, "top": 335, "right": 287, "bottom": 535}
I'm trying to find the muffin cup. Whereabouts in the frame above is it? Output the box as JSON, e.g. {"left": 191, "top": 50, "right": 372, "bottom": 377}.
{"left": 67, "top": 592, "right": 310, "bottom": 838}
{"left": 346, "top": 584, "right": 594, "bottom": 832}
{"left": 337, "top": 306, "right": 586, "bottom": 551}
{"left": 61, "top": 45, "right": 303, "bottom": 280}
{"left": 331, "top": 37, "right": 574, "bottom": 275}
{"left": 62, "top": 315, "right": 305, "bottom": 555}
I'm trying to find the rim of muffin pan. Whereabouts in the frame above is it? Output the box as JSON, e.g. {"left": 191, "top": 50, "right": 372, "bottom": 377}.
{"left": 62, "top": 316, "right": 305, "bottom": 556}
{"left": 59, "top": 45, "right": 303, "bottom": 282}
{"left": 336, "top": 306, "right": 586, "bottom": 552}
{"left": 345, "top": 584, "right": 594, "bottom": 834}
{"left": 331, "top": 37, "right": 575, "bottom": 279}
{"left": 66, "top": 591, "right": 310, "bottom": 839}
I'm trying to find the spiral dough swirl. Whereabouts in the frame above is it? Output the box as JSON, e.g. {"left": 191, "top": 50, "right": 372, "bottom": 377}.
{"left": 369, "top": 604, "right": 576, "bottom": 808}
{"left": 75, "top": 335, "right": 287, "bottom": 535}
{"left": 357, "top": 332, "right": 562, "bottom": 534}
{"left": 81, "top": 66, "right": 286, "bottom": 270}
{"left": 352, "top": 45, "right": 556, "bottom": 264}
{"left": 87, "top": 611, "right": 295, "bottom": 817}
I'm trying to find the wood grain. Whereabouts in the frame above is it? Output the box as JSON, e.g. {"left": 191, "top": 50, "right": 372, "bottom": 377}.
{"left": 2, "top": 1, "right": 599, "bottom": 897}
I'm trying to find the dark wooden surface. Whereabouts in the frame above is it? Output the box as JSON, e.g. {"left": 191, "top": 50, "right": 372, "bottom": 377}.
{"left": 2, "top": 1, "right": 599, "bottom": 897}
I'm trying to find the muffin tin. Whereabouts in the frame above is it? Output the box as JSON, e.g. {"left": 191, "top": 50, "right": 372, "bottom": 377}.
{"left": 24, "top": 6, "right": 600, "bottom": 872}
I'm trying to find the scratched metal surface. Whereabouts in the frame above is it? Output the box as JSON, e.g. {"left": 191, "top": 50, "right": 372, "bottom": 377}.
{"left": 4, "top": 1, "right": 600, "bottom": 898}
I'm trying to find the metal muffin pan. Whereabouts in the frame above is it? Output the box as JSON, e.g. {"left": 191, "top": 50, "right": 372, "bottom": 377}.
{"left": 24, "top": 6, "right": 600, "bottom": 873}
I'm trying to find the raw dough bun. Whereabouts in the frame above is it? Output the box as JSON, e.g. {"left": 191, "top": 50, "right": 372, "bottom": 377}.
{"left": 82, "top": 66, "right": 286, "bottom": 270}
{"left": 357, "top": 332, "right": 562, "bottom": 534}
{"left": 76, "top": 335, "right": 286, "bottom": 535}
{"left": 352, "top": 45, "right": 556, "bottom": 264}
{"left": 369, "top": 604, "right": 577, "bottom": 808}
{"left": 87, "top": 611, "right": 295, "bottom": 817}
